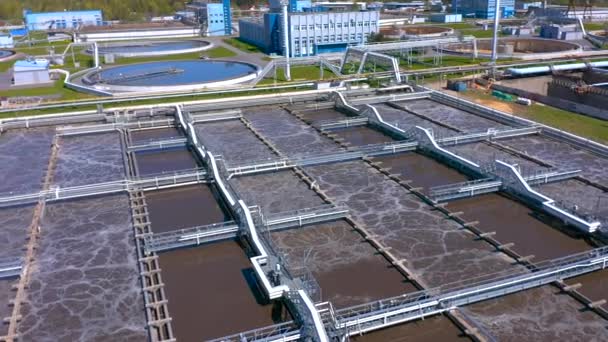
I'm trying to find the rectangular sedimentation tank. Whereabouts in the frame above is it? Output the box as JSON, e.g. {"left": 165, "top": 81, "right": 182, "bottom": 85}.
{"left": 0, "top": 88, "right": 606, "bottom": 341}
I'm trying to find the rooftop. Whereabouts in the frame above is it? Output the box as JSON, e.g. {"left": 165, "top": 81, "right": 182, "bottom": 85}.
{"left": 14, "top": 59, "right": 50, "bottom": 70}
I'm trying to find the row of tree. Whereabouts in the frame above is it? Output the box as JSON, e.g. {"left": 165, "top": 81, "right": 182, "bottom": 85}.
{"left": 0, "top": 0, "right": 186, "bottom": 22}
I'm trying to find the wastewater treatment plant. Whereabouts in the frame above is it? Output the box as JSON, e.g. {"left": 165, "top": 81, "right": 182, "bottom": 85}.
{"left": 0, "top": 84, "right": 607, "bottom": 342}
{"left": 1, "top": 2, "right": 608, "bottom": 341}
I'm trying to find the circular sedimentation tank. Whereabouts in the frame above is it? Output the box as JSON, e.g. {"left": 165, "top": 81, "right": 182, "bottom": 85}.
{"left": 91, "top": 40, "right": 212, "bottom": 58}
{"left": 443, "top": 38, "right": 582, "bottom": 59}
{"left": 82, "top": 60, "right": 259, "bottom": 92}
{"left": 0, "top": 49, "right": 15, "bottom": 61}
{"left": 380, "top": 25, "right": 454, "bottom": 39}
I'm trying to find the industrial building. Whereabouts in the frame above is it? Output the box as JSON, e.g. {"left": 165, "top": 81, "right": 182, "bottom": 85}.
{"left": 186, "top": 0, "right": 232, "bottom": 36}
{"left": 12, "top": 59, "right": 51, "bottom": 86}
{"left": 24, "top": 10, "right": 103, "bottom": 31}
{"left": 451, "top": 0, "right": 515, "bottom": 19}
{"left": 0, "top": 34, "right": 13, "bottom": 48}
{"left": 239, "top": 0, "right": 379, "bottom": 56}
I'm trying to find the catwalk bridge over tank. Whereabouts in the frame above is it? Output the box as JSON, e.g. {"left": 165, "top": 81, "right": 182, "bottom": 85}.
{"left": 212, "top": 246, "right": 608, "bottom": 341}
{"left": 0, "top": 168, "right": 209, "bottom": 208}
{"left": 143, "top": 203, "right": 349, "bottom": 254}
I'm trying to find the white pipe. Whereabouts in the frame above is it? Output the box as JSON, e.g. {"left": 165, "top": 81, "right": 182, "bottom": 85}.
{"left": 508, "top": 60, "right": 608, "bottom": 75}
{"left": 282, "top": 2, "right": 291, "bottom": 81}
{"left": 491, "top": 0, "right": 500, "bottom": 64}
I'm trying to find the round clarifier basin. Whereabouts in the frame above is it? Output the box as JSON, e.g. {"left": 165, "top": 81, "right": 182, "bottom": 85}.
{"left": 0, "top": 50, "right": 15, "bottom": 61}
{"left": 83, "top": 60, "right": 259, "bottom": 92}
{"left": 442, "top": 38, "right": 582, "bottom": 60}
{"left": 380, "top": 25, "right": 453, "bottom": 39}
{"left": 90, "top": 40, "right": 212, "bottom": 58}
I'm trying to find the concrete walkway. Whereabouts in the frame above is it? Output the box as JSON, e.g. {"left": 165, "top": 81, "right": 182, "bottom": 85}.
{"left": 206, "top": 36, "right": 270, "bottom": 67}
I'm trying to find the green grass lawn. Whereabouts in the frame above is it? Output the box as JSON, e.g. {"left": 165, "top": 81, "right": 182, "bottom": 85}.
{"left": 0, "top": 77, "right": 96, "bottom": 101}
{"left": 458, "top": 28, "right": 503, "bottom": 39}
{"left": 584, "top": 22, "right": 608, "bottom": 31}
{"left": 257, "top": 65, "right": 337, "bottom": 85}
{"left": 204, "top": 46, "right": 237, "bottom": 58}
{"left": 223, "top": 38, "right": 263, "bottom": 54}
{"left": 0, "top": 84, "right": 315, "bottom": 119}
{"left": 15, "top": 42, "right": 70, "bottom": 56}
{"left": 460, "top": 89, "right": 608, "bottom": 144}
{"left": 436, "top": 22, "right": 477, "bottom": 30}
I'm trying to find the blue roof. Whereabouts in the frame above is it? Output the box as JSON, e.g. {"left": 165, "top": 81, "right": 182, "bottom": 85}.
{"left": 14, "top": 59, "right": 50, "bottom": 69}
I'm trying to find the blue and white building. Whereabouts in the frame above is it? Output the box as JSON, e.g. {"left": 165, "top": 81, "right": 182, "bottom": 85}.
{"left": 451, "top": 0, "right": 515, "bottom": 19}
{"left": 239, "top": 0, "right": 379, "bottom": 57}
{"left": 24, "top": 10, "right": 103, "bottom": 30}
{"left": 187, "top": 0, "right": 232, "bottom": 36}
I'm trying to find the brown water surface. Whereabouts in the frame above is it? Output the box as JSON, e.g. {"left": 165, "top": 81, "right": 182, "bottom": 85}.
{"left": 351, "top": 315, "right": 470, "bottom": 342}
{"left": 332, "top": 126, "right": 395, "bottom": 146}
{"left": 146, "top": 185, "right": 231, "bottom": 233}
{"left": 567, "top": 269, "right": 608, "bottom": 311}
{"left": 130, "top": 127, "right": 182, "bottom": 143}
{"left": 448, "top": 194, "right": 592, "bottom": 261}
{"left": 298, "top": 108, "right": 348, "bottom": 124}
{"left": 159, "top": 241, "right": 290, "bottom": 341}
{"left": 135, "top": 149, "right": 198, "bottom": 176}
{"left": 376, "top": 153, "right": 469, "bottom": 191}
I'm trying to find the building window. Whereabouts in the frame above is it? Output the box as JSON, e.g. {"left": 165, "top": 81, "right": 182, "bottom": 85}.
{"left": 309, "top": 24, "right": 314, "bottom": 30}
{"left": 364, "top": 22, "right": 369, "bottom": 27}
{"left": 371, "top": 21, "right": 377, "bottom": 26}
{"left": 301, "top": 25, "right": 306, "bottom": 30}
{"left": 336, "top": 23, "right": 342, "bottom": 28}
{"left": 357, "top": 21, "right": 363, "bottom": 27}
{"left": 316, "top": 37, "right": 322, "bottom": 43}
{"left": 294, "top": 25, "right": 299, "bottom": 31}
{"left": 330, "top": 35, "right": 335, "bottom": 41}
{"left": 323, "top": 24, "right": 328, "bottom": 29}
{"left": 315, "top": 24, "right": 321, "bottom": 30}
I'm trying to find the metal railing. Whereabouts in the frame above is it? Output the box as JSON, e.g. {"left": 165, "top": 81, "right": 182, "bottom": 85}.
{"left": 429, "top": 168, "right": 581, "bottom": 202}
{"left": 226, "top": 141, "right": 419, "bottom": 178}
{"left": 189, "top": 109, "right": 243, "bottom": 124}
{"left": 333, "top": 247, "right": 608, "bottom": 336}
{"left": 127, "top": 137, "right": 188, "bottom": 152}
{"left": 318, "top": 117, "right": 369, "bottom": 131}
{"left": 144, "top": 221, "right": 239, "bottom": 254}
{"left": 207, "top": 322, "right": 300, "bottom": 342}
{"left": 0, "top": 168, "right": 209, "bottom": 208}
{"left": 144, "top": 204, "right": 348, "bottom": 254}
{"left": 0, "top": 257, "right": 22, "bottom": 279}
{"left": 56, "top": 118, "right": 175, "bottom": 136}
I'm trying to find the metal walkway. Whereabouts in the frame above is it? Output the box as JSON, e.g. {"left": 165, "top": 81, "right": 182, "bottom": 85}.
{"left": 225, "top": 126, "right": 540, "bottom": 178}
{"left": 144, "top": 204, "right": 349, "bottom": 254}
{"left": 0, "top": 168, "right": 209, "bottom": 208}
{"left": 218, "top": 247, "right": 608, "bottom": 341}
{"left": 318, "top": 117, "right": 369, "bottom": 131}
{"left": 175, "top": 105, "right": 330, "bottom": 341}
{"left": 225, "top": 141, "right": 417, "bottom": 177}
{"left": 127, "top": 137, "right": 188, "bottom": 153}
{"left": 332, "top": 247, "right": 608, "bottom": 337}
{"left": 430, "top": 168, "right": 581, "bottom": 202}
{"left": 0, "top": 257, "right": 22, "bottom": 279}
{"left": 57, "top": 119, "right": 175, "bottom": 136}
{"left": 189, "top": 109, "right": 242, "bottom": 124}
